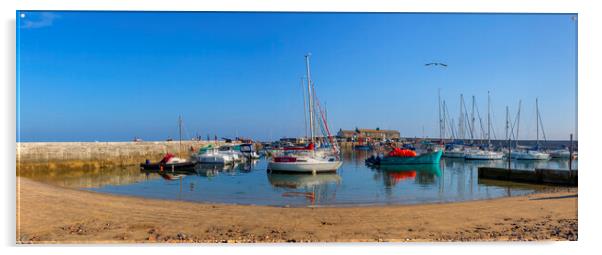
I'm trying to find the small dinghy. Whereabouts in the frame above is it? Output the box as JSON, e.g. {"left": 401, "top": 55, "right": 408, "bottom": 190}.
{"left": 140, "top": 153, "right": 196, "bottom": 171}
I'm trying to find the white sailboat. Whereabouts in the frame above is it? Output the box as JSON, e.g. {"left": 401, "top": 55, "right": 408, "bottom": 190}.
{"left": 509, "top": 98, "right": 551, "bottom": 160}
{"left": 464, "top": 147, "right": 504, "bottom": 160}
{"left": 464, "top": 92, "right": 503, "bottom": 160}
{"left": 267, "top": 53, "right": 343, "bottom": 174}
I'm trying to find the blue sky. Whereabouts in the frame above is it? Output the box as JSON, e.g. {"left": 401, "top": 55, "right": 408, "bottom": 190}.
{"left": 17, "top": 12, "right": 577, "bottom": 142}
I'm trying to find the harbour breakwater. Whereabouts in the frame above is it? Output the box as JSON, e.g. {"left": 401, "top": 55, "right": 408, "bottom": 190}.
{"left": 17, "top": 141, "right": 223, "bottom": 173}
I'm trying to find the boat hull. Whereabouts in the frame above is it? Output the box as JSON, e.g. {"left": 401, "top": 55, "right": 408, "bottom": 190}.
{"left": 139, "top": 161, "right": 196, "bottom": 171}
{"left": 464, "top": 151, "right": 504, "bottom": 160}
{"left": 267, "top": 161, "right": 342, "bottom": 173}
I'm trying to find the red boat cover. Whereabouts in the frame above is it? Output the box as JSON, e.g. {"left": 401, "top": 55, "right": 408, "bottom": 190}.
{"left": 160, "top": 153, "right": 175, "bottom": 164}
{"left": 284, "top": 143, "right": 315, "bottom": 151}
{"left": 274, "top": 156, "right": 297, "bottom": 162}
{"left": 388, "top": 148, "right": 417, "bottom": 157}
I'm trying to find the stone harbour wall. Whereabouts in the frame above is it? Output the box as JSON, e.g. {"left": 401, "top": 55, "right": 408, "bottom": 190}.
{"left": 16, "top": 141, "right": 223, "bottom": 172}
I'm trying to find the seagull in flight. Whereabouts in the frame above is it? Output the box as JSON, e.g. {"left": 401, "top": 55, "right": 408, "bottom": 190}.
{"left": 425, "top": 62, "right": 448, "bottom": 67}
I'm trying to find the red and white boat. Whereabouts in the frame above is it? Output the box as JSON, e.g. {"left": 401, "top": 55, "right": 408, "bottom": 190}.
{"left": 267, "top": 53, "right": 342, "bottom": 174}
{"left": 268, "top": 143, "right": 342, "bottom": 173}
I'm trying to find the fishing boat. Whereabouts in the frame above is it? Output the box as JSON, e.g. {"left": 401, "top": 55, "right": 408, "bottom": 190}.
{"left": 365, "top": 150, "right": 443, "bottom": 165}
{"left": 267, "top": 53, "right": 343, "bottom": 174}
{"left": 140, "top": 116, "right": 196, "bottom": 171}
{"left": 193, "top": 144, "right": 234, "bottom": 164}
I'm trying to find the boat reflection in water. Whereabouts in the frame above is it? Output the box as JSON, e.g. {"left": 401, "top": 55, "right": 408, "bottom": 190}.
{"left": 267, "top": 173, "right": 341, "bottom": 205}
{"left": 141, "top": 162, "right": 238, "bottom": 180}
{"left": 372, "top": 164, "right": 442, "bottom": 187}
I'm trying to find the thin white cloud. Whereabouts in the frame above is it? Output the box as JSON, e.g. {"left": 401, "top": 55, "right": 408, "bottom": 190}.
{"left": 21, "top": 12, "right": 60, "bottom": 29}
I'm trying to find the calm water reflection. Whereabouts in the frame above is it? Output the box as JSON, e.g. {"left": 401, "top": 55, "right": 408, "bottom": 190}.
{"left": 22, "top": 151, "right": 576, "bottom": 206}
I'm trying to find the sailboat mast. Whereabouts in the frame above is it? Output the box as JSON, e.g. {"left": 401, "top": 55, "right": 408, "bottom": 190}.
{"left": 442, "top": 100, "right": 447, "bottom": 140}
{"left": 487, "top": 91, "right": 491, "bottom": 146}
{"left": 471, "top": 95, "right": 475, "bottom": 143}
{"left": 178, "top": 115, "right": 182, "bottom": 158}
{"left": 515, "top": 100, "right": 522, "bottom": 145}
{"left": 300, "top": 77, "right": 308, "bottom": 140}
{"left": 459, "top": 94, "right": 464, "bottom": 140}
{"left": 505, "top": 106, "right": 509, "bottom": 141}
{"left": 536, "top": 98, "right": 539, "bottom": 147}
{"left": 305, "top": 53, "right": 315, "bottom": 144}
{"left": 438, "top": 89, "right": 442, "bottom": 141}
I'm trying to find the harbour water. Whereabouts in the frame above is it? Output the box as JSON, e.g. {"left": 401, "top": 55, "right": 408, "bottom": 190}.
{"left": 21, "top": 151, "right": 577, "bottom": 207}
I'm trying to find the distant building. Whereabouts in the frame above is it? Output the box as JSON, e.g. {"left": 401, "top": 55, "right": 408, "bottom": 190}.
{"left": 336, "top": 128, "right": 401, "bottom": 142}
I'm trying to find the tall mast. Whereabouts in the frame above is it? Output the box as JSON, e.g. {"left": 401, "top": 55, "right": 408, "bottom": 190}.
{"left": 505, "top": 106, "right": 509, "bottom": 141}
{"left": 438, "top": 88, "right": 442, "bottom": 140}
{"left": 459, "top": 94, "right": 464, "bottom": 140}
{"left": 471, "top": 95, "right": 475, "bottom": 143}
{"left": 300, "top": 77, "right": 308, "bottom": 139}
{"left": 487, "top": 91, "right": 491, "bottom": 146}
{"left": 442, "top": 100, "right": 447, "bottom": 139}
{"left": 178, "top": 114, "right": 182, "bottom": 158}
{"left": 515, "top": 100, "right": 522, "bottom": 144}
{"left": 536, "top": 98, "right": 539, "bottom": 147}
{"left": 305, "top": 53, "right": 315, "bottom": 144}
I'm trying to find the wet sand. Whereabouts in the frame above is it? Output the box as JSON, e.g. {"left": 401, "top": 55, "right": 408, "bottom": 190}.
{"left": 16, "top": 177, "right": 577, "bottom": 243}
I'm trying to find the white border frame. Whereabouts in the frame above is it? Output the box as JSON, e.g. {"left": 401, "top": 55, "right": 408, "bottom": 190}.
{"left": 3, "top": 1, "right": 600, "bottom": 255}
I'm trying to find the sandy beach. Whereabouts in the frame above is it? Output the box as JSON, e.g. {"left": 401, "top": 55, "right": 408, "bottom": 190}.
{"left": 16, "top": 177, "right": 577, "bottom": 243}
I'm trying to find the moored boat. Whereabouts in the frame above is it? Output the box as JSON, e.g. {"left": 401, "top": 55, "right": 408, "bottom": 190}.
{"left": 140, "top": 153, "right": 196, "bottom": 171}
{"left": 193, "top": 145, "right": 234, "bottom": 164}
{"left": 140, "top": 116, "right": 195, "bottom": 171}
{"left": 266, "top": 53, "right": 342, "bottom": 174}
{"left": 219, "top": 144, "right": 245, "bottom": 162}
{"left": 464, "top": 148, "right": 504, "bottom": 160}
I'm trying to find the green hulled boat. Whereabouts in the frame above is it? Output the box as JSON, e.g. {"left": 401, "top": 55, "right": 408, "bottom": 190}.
{"left": 365, "top": 150, "right": 443, "bottom": 165}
